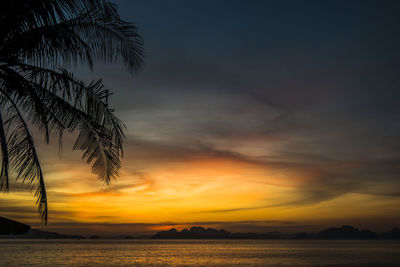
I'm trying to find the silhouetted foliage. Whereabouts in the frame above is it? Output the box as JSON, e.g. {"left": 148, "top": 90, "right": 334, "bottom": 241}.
{"left": 0, "top": 0, "right": 144, "bottom": 223}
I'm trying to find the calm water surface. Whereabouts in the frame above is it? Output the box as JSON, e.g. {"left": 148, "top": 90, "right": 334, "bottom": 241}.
{"left": 0, "top": 239, "right": 399, "bottom": 266}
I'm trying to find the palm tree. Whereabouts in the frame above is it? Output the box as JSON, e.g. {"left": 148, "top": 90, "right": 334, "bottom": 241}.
{"left": 0, "top": 0, "right": 144, "bottom": 223}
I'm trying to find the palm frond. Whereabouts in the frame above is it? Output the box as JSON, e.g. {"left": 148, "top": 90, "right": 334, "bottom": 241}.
{"left": 7, "top": 64, "right": 125, "bottom": 184}
{"left": 1, "top": 0, "right": 144, "bottom": 72}
{"left": 1, "top": 63, "right": 124, "bottom": 196}
{"left": 36, "top": 83, "right": 123, "bottom": 185}
{"left": 76, "top": 80, "right": 124, "bottom": 184}
{"left": 0, "top": 89, "right": 47, "bottom": 223}
{"left": 69, "top": 2, "right": 144, "bottom": 72}
{"left": 0, "top": 67, "right": 51, "bottom": 143}
{"left": 40, "top": 78, "right": 124, "bottom": 185}
{"left": 0, "top": 107, "right": 10, "bottom": 192}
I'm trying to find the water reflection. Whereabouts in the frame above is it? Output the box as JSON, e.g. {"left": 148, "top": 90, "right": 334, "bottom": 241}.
{"left": 0, "top": 239, "right": 399, "bottom": 266}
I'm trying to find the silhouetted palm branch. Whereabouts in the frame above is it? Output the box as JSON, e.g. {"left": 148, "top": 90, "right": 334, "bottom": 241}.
{"left": 0, "top": 0, "right": 144, "bottom": 223}
{"left": 1, "top": 92, "right": 47, "bottom": 222}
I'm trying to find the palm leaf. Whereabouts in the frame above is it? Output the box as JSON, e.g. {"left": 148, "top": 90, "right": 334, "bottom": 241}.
{"left": 0, "top": 107, "right": 10, "bottom": 192}
{"left": 2, "top": 0, "right": 144, "bottom": 72}
{"left": 0, "top": 90, "right": 47, "bottom": 223}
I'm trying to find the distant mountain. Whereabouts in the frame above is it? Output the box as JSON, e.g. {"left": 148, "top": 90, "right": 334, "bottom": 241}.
{"left": 317, "top": 225, "right": 377, "bottom": 239}
{"left": 152, "top": 227, "right": 230, "bottom": 239}
{"left": 152, "top": 227, "right": 286, "bottom": 239}
{"left": 0, "top": 216, "right": 30, "bottom": 235}
{"left": 151, "top": 225, "right": 400, "bottom": 240}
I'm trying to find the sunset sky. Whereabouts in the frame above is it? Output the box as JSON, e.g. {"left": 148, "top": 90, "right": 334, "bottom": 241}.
{"left": 1, "top": 0, "right": 400, "bottom": 236}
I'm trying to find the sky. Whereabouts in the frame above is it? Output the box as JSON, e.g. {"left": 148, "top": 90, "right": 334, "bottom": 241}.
{"left": 1, "top": 0, "right": 400, "bottom": 236}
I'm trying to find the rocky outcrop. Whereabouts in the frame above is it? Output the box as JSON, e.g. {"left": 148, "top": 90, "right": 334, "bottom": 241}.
{"left": 0, "top": 216, "right": 30, "bottom": 235}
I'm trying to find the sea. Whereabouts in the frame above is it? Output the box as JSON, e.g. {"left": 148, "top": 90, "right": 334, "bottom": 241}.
{"left": 0, "top": 239, "right": 399, "bottom": 266}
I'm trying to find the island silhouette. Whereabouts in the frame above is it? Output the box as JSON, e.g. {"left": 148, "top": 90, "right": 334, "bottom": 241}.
{"left": 0, "top": 216, "right": 30, "bottom": 235}
{"left": 1, "top": 216, "right": 399, "bottom": 240}
{"left": 151, "top": 226, "right": 397, "bottom": 240}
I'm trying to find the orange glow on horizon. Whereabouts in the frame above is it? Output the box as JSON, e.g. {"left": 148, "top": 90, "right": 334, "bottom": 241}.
{"left": 2, "top": 140, "right": 400, "bottom": 233}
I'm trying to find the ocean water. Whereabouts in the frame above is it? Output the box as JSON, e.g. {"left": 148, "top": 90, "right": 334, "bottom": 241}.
{"left": 0, "top": 239, "right": 399, "bottom": 266}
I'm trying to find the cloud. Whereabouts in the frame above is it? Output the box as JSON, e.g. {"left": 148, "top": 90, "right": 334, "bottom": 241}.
{"left": 41, "top": 135, "right": 400, "bottom": 205}
{"left": 3, "top": 131, "right": 400, "bottom": 230}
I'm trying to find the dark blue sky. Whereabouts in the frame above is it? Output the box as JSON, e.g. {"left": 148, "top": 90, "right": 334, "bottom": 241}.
{"left": 111, "top": 0, "right": 400, "bottom": 112}
{"left": 105, "top": 0, "right": 400, "bottom": 158}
